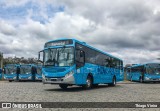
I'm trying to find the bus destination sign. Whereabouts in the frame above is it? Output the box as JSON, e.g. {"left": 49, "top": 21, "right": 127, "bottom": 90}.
{"left": 44, "top": 40, "right": 73, "bottom": 48}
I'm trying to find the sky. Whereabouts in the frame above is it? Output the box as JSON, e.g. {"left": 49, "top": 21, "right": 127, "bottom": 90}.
{"left": 0, "top": 0, "right": 160, "bottom": 65}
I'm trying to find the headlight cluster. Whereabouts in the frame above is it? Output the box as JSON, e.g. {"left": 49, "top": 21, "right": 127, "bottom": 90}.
{"left": 145, "top": 77, "right": 150, "bottom": 80}
{"left": 13, "top": 77, "right": 17, "bottom": 79}
{"left": 28, "top": 76, "right": 32, "bottom": 79}
{"left": 65, "top": 70, "right": 74, "bottom": 78}
{"left": 42, "top": 73, "right": 45, "bottom": 79}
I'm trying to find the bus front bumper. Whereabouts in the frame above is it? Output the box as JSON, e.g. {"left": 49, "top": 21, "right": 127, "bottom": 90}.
{"left": 144, "top": 78, "right": 160, "bottom": 82}
{"left": 42, "top": 74, "right": 75, "bottom": 85}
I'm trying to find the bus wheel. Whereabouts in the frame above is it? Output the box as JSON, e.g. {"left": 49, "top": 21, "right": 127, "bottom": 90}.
{"left": 59, "top": 84, "right": 68, "bottom": 90}
{"left": 139, "top": 77, "right": 143, "bottom": 83}
{"left": 108, "top": 76, "right": 116, "bottom": 86}
{"left": 93, "top": 84, "right": 98, "bottom": 87}
{"left": 9, "top": 80, "right": 12, "bottom": 82}
{"left": 82, "top": 76, "right": 92, "bottom": 89}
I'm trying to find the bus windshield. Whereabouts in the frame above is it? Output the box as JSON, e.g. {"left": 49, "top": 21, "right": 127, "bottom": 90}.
{"left": 20, "top": 66, "right": 31, "bottom": 74}
{"left": 5, "top": 67, "right": 16, "bottom": 74}
{"left": 146, "top": 65, "right": 160, "bottom": 75}
{"left": 37, "top": 67, "right": 42, "bottom": 74}
{"left": 44, "top": 47, "right": 74, "bottom": 66}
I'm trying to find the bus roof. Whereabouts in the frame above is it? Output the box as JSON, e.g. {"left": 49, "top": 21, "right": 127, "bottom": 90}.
{"left": 5, "top": 64, "right": 19, "bottom": 67}
{"left": 20, "top": 64, "right": 35, "bottom": 67}
{"left": 128, "top": 63, "right": 160, "bottom": 68}
{"left": 45, "top": 38, "right": 122, "bottom": 61}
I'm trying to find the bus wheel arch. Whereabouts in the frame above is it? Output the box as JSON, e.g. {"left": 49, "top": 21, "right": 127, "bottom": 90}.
{"left": 82, "top": 73, "right": 93, "bottom": 89}
{"left": 108, "top": 75, "right": 116, "bottom": 86}
{"left": 139, "top": 76, "right": 143, "bottom": 83}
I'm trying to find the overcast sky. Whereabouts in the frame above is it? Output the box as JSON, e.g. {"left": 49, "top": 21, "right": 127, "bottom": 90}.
{"left": 0, "top": 0, "right": 160, "bottom": 65}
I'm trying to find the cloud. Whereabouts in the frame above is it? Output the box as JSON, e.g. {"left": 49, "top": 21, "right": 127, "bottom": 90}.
{"left": 0, "top": 0, "right": 160, "bottom": 65}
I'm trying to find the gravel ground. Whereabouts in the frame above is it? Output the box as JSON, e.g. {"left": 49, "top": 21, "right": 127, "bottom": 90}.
{"left": 0, "top": 81, "right": 160, "bottom": 111}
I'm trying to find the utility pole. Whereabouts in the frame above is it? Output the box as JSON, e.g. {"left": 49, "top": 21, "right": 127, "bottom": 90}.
{"left": 0, "top": 52, "right": 3, "bottom": 69}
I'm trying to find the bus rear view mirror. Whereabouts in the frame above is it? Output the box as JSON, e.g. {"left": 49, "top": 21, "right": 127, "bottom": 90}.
{"left": 38, "top": 51, "right": 43, "bottom": 63}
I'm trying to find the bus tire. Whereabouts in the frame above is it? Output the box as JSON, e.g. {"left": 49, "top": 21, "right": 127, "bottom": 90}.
{"left": 82, "top": 76, "right": 93, "bottom": 89}
{"left": 108, "top": 76, "right": 116, "bottom": 86}
{"left": 59, "top": 84, "right": 68, "bottom": 90}
{"left": 139, "top": 77, "right": 143, "bottom": 83}
{"left": 93, "top": 84, "right": 98, "bottom": 87}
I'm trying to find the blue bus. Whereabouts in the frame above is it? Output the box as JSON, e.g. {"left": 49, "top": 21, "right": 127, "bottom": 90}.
{"left": 0, "top": 68, "right": 2, "bottom": 80}
{"left": 38, "top": 39, "right": 123, "bottom": 89}
{"left": 4, "top": 64, "right": 20, "bottom": 82}
{"left": 19, "top": 64, "right": 36, "bottom": 81}
{"left": 35, "top": 65, "right": 42, "bottom": 81}
{"left": 127, "top": 63, "right": 160, "bottom": 82}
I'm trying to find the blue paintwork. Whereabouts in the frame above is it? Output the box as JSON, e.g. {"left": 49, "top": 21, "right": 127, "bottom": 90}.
{"left": 19, "top": 64, "right": 36, "bottom": 81}
{"left": 127, "top": 63, "right": 160, "bottom": 82}
{"left": 42, "top": 65, "right": 76, "bottom": 80}
{"left": 73, "top": 63, "right": 123, "bottom": 85}
{"left": 42, "top": 39, "right": 124, "bottom": 85}
{"left": 4, "top": 64, "right": 20, "bottom": 81}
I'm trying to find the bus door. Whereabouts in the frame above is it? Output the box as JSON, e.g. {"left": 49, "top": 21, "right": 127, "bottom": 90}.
{"left": 76, "top": 50, "right": 85, "bottom": 83}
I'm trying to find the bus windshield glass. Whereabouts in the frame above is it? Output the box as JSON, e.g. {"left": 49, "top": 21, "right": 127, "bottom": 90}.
{"left": 37, "top": 67, "right": 42, "bottom": 74}
{"left": 44, "top": 47, "right": 74, "bottom": 66}
{"left": 20, "top": 66, "right": 31, "bottom": 74}
{"left": 5, "top": 66, "right": 16, "bottom": 74}
{"left": 146, "top": 64, "right": 160, "bottom": 75}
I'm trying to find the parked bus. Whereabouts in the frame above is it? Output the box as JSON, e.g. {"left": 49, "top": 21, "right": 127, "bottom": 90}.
{"left": 0, "top": 68, "right": 2, "bottom": 80}
{"left": 127, "top": 63, "right": 160, "bottom": 82}
{"left": 4, "top": 64, "right": 20, "bottom": 82}
{"left": 19, "top": 64, "right": 36, "bottom": 81}
{"left": 35, "top": 65, "right": 42, "bottom": 81}
{"left": 38, "top": 39, "right": 123, "bottom": 89}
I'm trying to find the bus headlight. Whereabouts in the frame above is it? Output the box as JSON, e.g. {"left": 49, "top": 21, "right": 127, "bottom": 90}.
{"left": 65, "top": 70, "right": 74, "bottom": 78}
{"left": 28, "top": 76, "right": 31, "bottom": 79}
{"left": 145, "top": 77, "right": 150, "bottom": 80}
{"left": 13, "top": 77, "right": 16, "bottom": 79}
{"left": 42, "top": 74, "right": 45, "bottom": 79}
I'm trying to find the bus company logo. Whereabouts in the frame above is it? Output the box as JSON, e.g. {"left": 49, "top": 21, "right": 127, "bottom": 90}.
{"left": 2, "top": 103, "right": 12, "bottom": 108}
